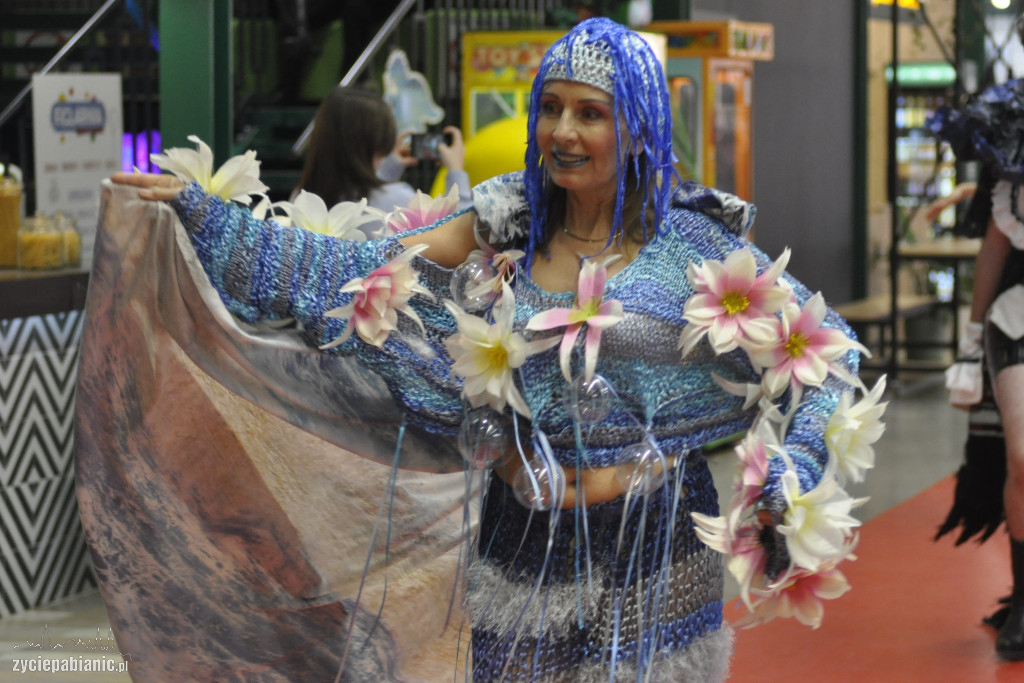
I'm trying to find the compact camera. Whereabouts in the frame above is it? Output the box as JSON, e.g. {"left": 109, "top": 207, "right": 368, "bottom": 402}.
{"left": 410, "top": 132, "right": 452, "bottom": 161}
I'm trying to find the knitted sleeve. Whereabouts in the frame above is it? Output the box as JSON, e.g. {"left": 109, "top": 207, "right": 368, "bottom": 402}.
{"left": 764, "top": 271, "right": 857, "bottom": 514}
{"left": 679, "top": 202, "right": 858, "bottom": 514}
{"left": 169, "top": 181, "right": 464, "bottom": 434}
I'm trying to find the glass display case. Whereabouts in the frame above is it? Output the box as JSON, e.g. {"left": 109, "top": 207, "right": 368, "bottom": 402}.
{"left": 646, "top": 20, "right": 774, "bottom": 202}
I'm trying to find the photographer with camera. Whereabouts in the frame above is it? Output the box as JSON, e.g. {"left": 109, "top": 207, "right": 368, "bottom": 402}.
{"left": 294, "top": 86, "right": 471, "bottom": 232}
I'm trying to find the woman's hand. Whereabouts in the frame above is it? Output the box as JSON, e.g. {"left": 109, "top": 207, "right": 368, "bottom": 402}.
{"left": 392, "top": 131, "right": 419, "bottom": 169}
{"left": 437, "top": 126, "right": 465, "bottom": 173}
{"left": 111, "top": 172, "right": 185, "bottom": 201}
{"left": 923, "top": 182, "right": 977, "bottom": 221}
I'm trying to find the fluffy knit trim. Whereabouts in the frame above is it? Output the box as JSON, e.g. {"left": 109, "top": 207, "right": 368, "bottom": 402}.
{"left": 991, "top": 180, "right": 1024, "bottom": 250}
{"left": 467, "top": 560, "right": 605, "bottom": 638}
{"left": 467, "top": 543, "right": 725, "bottom": 641}
{"left": 574, "top": 625, "right": 733, "bottom": 683}
{"left": 483, "top": 624, "right": 733, "bottom": 683}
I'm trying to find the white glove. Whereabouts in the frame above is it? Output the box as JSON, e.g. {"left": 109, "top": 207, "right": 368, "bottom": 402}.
{"left": 945, "top": 321, "right": 984, "bottom": 406}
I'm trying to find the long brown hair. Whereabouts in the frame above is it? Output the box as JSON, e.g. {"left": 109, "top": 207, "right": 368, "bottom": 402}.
{"left": 295, "top": 86, "right": 396, "bottom": 203}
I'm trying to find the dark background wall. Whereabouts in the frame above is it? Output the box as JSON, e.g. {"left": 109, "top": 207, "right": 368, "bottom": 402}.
{"left": 692, "top": 0, "right": 859, "bottom": 303}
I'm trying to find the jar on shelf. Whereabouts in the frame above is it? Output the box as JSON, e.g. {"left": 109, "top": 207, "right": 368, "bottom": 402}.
{"left": 18, "top": 213, "right": 65, "bottom": 270}
{"left": 0, "top": 177, "right": 20, "bottom": 268}
{"left": 53, "top": 210, "right": 80, "bottom": 267}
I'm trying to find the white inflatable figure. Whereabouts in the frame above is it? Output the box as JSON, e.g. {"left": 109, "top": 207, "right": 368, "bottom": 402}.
{"left": 383, "top": 49, "right": 444, "bottom": 135}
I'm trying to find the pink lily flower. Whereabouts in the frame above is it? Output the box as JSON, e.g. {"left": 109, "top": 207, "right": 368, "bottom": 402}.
{"left": 692, "top": 509, "right": 769, "bottom": 611}
{"left": 744, "top": 562, "right": 853, "bottom": 630}
{"left": 320, "top": 244, "right": 434, "bottom": 349}
{"left": 733, "top": 421, "right": 775, "bottom": 504}
{"left": 679, "top": 248, "right": 792, "bottom": 356}
{"left": 526, "top": 255, "right": 624, "bottom": 382}
{"left": 747, "top": 292, "right": 869, "bottom": 398}
{"left": 385, "top": 184, "right": 461, "bottom": 234}
{"left": 462, "top": 242, "right": 526, "bottom": 303}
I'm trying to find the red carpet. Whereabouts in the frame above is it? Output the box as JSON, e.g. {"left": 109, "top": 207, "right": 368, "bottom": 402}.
{"left": 726, "top": 476, "right": 1024, "bottom": 682}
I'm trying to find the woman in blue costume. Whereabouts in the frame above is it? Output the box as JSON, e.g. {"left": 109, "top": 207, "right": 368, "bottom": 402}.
{"left": 115, "top": 18, "right": 863, "bottom": 681}
{"left": 930, "top": 77, "right": 1024, "bottom": 661}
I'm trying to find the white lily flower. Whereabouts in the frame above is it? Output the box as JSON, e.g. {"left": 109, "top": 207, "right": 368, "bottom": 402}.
{"left": 150, "top": 135, "right": 268, "bottom": 205}
{"left": 825, "top": 375, "right": 888, "bottom": 484}
{"left": 712, "top": 372, "right": 768, "bottom": 410}
{"left": 444, "top": 283, "right": 559, "bottom": 418}
{"left": 251, "top": 194, "right": 293, "bottom": 225}
{"left": 283, "top": 191, "right": 384, "bottom": 241}
{"left": 777, "top": 464, "right": 864, "bottom": 572}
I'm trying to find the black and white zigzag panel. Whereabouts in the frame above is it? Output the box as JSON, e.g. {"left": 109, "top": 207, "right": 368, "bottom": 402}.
{"left": 0, "top": 312, "right": 96, "bottom": 617}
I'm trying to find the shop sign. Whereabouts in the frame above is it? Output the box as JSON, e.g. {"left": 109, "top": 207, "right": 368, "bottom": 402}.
{"left": 32, "top": 73, "right": 123, "bottom": 270}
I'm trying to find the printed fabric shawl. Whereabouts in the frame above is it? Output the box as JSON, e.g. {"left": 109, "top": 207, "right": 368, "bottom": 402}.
{"left": 74, "top": 182, "right": 472, "bottom": 681}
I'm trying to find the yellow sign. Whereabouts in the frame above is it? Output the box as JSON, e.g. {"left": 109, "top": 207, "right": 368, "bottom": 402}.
{"left": 461, "top": 31, "right": 566, "bottom": 137}
{"left": 646, "top": 21, "right": 774, "bottom": 61}
{"left": 870, "top": 0, "right": 921, "bottom": 8}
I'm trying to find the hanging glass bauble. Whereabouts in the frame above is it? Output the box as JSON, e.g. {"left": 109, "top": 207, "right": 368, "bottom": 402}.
{"left": 567, "top": 374, "right": 614, "bottom": 425}
{"left": 511, "top": 457, "right": 566, "bottom": 511}
{"left": 614, "top": 442, "right": 668, "bottom": 495}
{"left": 457, "top": 407, "right": 507, "bottom": 469}
{"left": 451, "top": 259, "right": 499, "bottom": 312}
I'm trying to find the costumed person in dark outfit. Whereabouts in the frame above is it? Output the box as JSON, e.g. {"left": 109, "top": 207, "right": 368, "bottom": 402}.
{"left": 929, "top": 77, "right": 1024, "bottom": 660}
{"left": 113, "top": 18, "right": 882, "bottom": 680}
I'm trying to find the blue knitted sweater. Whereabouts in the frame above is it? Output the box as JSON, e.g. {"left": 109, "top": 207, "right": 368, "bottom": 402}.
{"left": 169, "top": 173, "right": 857, "bottom": 511}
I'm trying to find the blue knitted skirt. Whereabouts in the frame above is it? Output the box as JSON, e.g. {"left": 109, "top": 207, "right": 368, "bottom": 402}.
{"left": 467, "top": 451, "right": 732, "bottom": 682}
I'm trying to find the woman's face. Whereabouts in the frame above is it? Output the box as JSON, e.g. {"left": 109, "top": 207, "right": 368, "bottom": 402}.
{"left": 535, "top": 80, "right": 620, "bottom": 201}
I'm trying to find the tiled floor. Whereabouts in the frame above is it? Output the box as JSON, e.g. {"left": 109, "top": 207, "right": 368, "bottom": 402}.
{"left": 0, "top": 375, "right": 972, "bottom": 681}
{"left": 0, "top": 591, "right": 128, "bottom": 682}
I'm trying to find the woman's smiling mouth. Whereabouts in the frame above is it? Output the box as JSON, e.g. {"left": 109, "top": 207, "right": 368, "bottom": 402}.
{"left": 551, "top": 150, "right": 589, "bottom": 168}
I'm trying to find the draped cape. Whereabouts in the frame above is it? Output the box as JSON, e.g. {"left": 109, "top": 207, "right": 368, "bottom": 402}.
{"left": 74, "top": 182, "right": 470, "bottom": 681}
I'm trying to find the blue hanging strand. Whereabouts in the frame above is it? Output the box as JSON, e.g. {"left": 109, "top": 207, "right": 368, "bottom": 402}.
{"left": 333, "top": 419, "right": 407, "bottom": 683}
{"left": 452, "top": 467, "right": 487, "bottom": 682}
{"left": 572, "top": 419, "right": 597, "bottom": 631}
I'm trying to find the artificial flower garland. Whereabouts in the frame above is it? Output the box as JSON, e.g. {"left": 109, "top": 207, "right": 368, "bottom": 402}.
{"left": 149, "top": 138, "right": 887, "bottom": 629}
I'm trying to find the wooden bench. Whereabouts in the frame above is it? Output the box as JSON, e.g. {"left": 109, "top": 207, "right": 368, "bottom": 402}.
{"left": 833, "top": 293, "right": 937, "bottom": 324}
{"left": 833, "top": 293, "right": 940, "bottom": 364}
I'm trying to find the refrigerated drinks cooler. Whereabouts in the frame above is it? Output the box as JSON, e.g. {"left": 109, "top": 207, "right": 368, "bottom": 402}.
{"left": 645, "top": 21, "right": 774, "bottom": 202}
{"left": 887, "top": 62, "right": 958, "bottom": 236}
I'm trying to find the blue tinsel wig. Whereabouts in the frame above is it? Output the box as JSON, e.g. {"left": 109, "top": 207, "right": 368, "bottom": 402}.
{"left": 523, "top": 18, "right": 679, "bottom": 269}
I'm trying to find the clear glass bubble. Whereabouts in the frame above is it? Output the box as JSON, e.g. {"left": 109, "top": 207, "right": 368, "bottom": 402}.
{"left": 614, "top": 442, "right": 668, "bottom": 496}
{"left": 511, "top": 458, "right": 566, "bottom": 511}
{"left": 451, "top": 259, "right": 499, "bottom": 312}
{"left": 567, "top": 374, "right": 614, "bottom": 425}
{"left": 457, "top": 407, "right": 508, "bottom": 469}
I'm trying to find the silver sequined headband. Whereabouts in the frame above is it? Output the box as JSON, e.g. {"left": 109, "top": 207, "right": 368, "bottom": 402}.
{"left": 542, "top": 31, "right": 615, "bottom": 95}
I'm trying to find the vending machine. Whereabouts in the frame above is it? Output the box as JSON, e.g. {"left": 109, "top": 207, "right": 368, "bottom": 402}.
{"left": 460, "top": 29, "right": 667, "bottom": 138}
{"left": 643, "top": 20, "right": 774, "bottom": 202}
{"left": 460, "top": 30, "right": 567, "bottom": 138}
